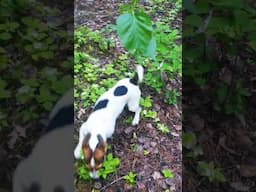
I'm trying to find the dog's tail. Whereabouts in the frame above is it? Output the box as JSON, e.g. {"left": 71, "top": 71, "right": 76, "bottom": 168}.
{"left": 130, "top": 65, "right": 144, "bottom": 85}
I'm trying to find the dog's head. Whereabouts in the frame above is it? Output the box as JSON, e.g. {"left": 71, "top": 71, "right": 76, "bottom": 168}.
{"left": 82, "top": 133, "right": 107, "bottom": 178}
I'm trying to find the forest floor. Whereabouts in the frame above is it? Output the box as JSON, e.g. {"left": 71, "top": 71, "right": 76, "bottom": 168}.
{"left": 74, "top": 0, "right": 182, "bottom": 192}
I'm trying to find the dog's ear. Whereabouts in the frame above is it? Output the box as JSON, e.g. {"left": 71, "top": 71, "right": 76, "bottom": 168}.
{"left": 82, "top": 132, "right": 91, "bottom": 146}
{"left": 94, "top": 134, "right": 107, "bottom": 163}
{"left": 96, "top": 134, "right": 107, "bottom": 151}
{"left": 82, "top": 133, "right": 92, "bottom": 163}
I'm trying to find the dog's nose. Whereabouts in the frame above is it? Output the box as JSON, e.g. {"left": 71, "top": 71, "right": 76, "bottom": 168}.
{"left": 89, "top": 171, "right": 99, "bottom": 179}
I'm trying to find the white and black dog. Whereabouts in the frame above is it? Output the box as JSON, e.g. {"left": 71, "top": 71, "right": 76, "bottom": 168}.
{"left": 13, "top": 90, "right": 73, "bottom": 192}
{"left": 74, "top": 65, "right": 144, "bottom": 178}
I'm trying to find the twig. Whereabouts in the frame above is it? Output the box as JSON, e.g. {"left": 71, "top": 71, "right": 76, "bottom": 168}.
{"left": 100, "top": 176, "right": 125, "bottom": 191}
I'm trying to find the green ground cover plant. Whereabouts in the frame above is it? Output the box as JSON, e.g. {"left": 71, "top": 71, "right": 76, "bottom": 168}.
{"left": 76, "top": 153, "right": 120, "bottom": 180}
{"left": 124, "top": 171, "right": 137, "bottom": 186}
{"left": 161, "top": 169, "right": 174, "bottom": 179}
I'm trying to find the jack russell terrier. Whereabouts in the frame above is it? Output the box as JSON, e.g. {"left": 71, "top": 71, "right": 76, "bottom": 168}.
{"left": 74, "top": 65, "right": 144, "bottom": 178}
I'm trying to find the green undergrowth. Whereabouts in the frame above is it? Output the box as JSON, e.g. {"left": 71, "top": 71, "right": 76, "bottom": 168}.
{"left": 0, "top": 0, "right": 72, "bottom": 130}
{"left": 76, "top": 153, "right": 120, "bottom": 180}
{"left": 183, "top": 132, "right": 226, "bottom": 183}
{"left": 183, "top": 0, "right": 254, "bottom": 117}
{"left": 183, "top": 0, "right": 256, "bottom": 186}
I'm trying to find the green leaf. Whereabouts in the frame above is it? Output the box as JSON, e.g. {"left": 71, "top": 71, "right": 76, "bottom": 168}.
{"left": 157, "top": 123, "right": 170, "bottom": 134}
{"left": 183, "top": 132, "right": 197, "bottom": 149}
{"left": 197, "top": 161, "right": 214, "bottom": 177}
{"left": 184, "top": 15, "right": 202, "bottom": 27}
{"left": 140, "top": 96, "right": 152, "bottom": 108}
{"left": 0, "top": 79, "right": 11, "bottom": 98}
{"left": 183, "top": 0, "right": 196, "bottom": 13}
{"left": 197, "top": 161, "right": 226, "bottom": 183}
{"left": 145, "top": 37, "right": 156, "bottom": 60}
{"left": 194, "top": 0, "right": 210, "bottom": 14}
{"left": 116, "top": 12, "right": 154, "bottom": 57}
{"left": 124, "top": 171, "right": 137, "bottom": 185}
{"left": 0, "top": 32, "right": 12, "bottom": 40}
{"left": 161, "top": 169, "right": 174, "bottom": 178}
{"left": 217, "top": 83, "right": 228, "bottom": 103}
{"left": 210, "top": 0, "right": 243, "bottom": 9}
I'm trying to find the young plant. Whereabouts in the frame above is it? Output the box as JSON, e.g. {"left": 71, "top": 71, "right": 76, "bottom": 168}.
{"left": 140, "top": 96, "right": 152, "bottom": 108}
{"left": 132, "top": 144, "right": 139, "bottom": 152}
{"left": 76, "top": 153, "right": 120, "bottom": 180}
{"left": 142, "top": 109, "right": 158, "bottom": 120}
{"left": 98, "top": 153, "right": 120, "bottom": 179}
{"left": 143, "top": 149, "right": 150, "bottom": 156}
{"left": 124, "top": 116, "right": 133, "bottom": 125}
{"left": 124, "top": 171, "right": 137, "bottom": 186}
{"left": 197, "top": 161, "right": 226, "bottom": 183}
{"left": 183, "top": 132, "right": 203, "bottom": 159}
{"left": 161, "top": 169, "right": 174, "bottom": 179}
{"left": 157, "top": 123, "right": 170, "bottom": 134}
{"left": 77, "top": 163, "right": 91, "bottom": 181}
{"left": 216, "top": 81, "right": 249, "bottom": 115}
{"left": 164, "top": 89, "right": 180, "bottom": 105}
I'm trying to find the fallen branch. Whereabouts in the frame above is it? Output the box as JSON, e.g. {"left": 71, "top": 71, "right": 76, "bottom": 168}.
{"left": 100, "top": 176, "right": 125, "bottom": 191}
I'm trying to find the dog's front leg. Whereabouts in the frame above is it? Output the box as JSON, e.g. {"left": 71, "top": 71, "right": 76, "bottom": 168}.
{"left": 74, "top": 137, "right": 83, "bottom": 159}
{"left": 132, "top": 106, "right": 141, "bottom": 125}
{"left": 128, "top": 98, "right": 141, "bottom": 126}
{"left": 74, "top": 124, "right": 87, "bottom": 159}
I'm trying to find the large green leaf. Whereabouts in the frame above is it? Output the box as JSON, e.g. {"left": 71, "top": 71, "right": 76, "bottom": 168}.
{"left": 145, "top": 37, "right": 156, "bottom": 60}
{"left": 116, "top": 12, "right": 155, "bottom": 58}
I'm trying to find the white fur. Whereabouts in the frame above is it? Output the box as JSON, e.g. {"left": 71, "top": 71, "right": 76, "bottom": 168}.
{"left": 74, "top": 65, "right": 144, "bottom": 176}
{"left": 136, "top": 64, "right": 144, "bottom": 83}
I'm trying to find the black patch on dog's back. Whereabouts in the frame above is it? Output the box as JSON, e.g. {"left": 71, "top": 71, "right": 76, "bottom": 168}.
{"left": 113, "top": 86, "right": 128, "bottom": 96}
{"left": 46, "top": 105, "right": 74, "bottom": 133}
{"left": 93, "top": 99, "right": 109, "bottom": 112}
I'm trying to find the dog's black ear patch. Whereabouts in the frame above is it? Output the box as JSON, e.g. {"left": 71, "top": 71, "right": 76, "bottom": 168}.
{"left": 113, "top": 86, "right": 128, "bottom": 96}
{"left": 93, "top": 99, "right": 109, "bottom": 112}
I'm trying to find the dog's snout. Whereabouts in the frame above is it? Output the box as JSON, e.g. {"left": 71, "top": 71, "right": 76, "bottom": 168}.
{"left": 89, "top": 170, "right": 99, "bottom": 179}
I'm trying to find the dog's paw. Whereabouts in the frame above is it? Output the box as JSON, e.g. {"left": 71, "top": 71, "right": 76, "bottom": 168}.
{"left": 74, "top": 148, "right": 81, "bottom": 159}
{"left": 132, "top": 118, "right": 139, "bottom": 126}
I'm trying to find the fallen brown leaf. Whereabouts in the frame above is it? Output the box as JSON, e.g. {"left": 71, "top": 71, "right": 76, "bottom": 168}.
{"left": 77, "top": 108, "right": 85, "bottom": 119}
{"left": 230, "top": 182, "right": 250, "bottom": 191}
{"left": 238, "top": 165, "right": 256, "bottom": 177}
{"left": 190, "top": 114, "right": 204, "bottom": 131}
{"left": 152, "top": 171, "right": 162, "bottom": 180}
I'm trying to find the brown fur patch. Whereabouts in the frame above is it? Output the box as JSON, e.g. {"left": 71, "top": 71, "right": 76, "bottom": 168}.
{"left": 82, "top": 133, "right": 108, "bottom": 171}
{"left": 94, "top": 142, "right": 107, "bottom": 164}
{"left": 83, "top": 145, "right": 92, "bottom": 163}
{"left": 82, "top": 133, "right": 92, "bottom": 163}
